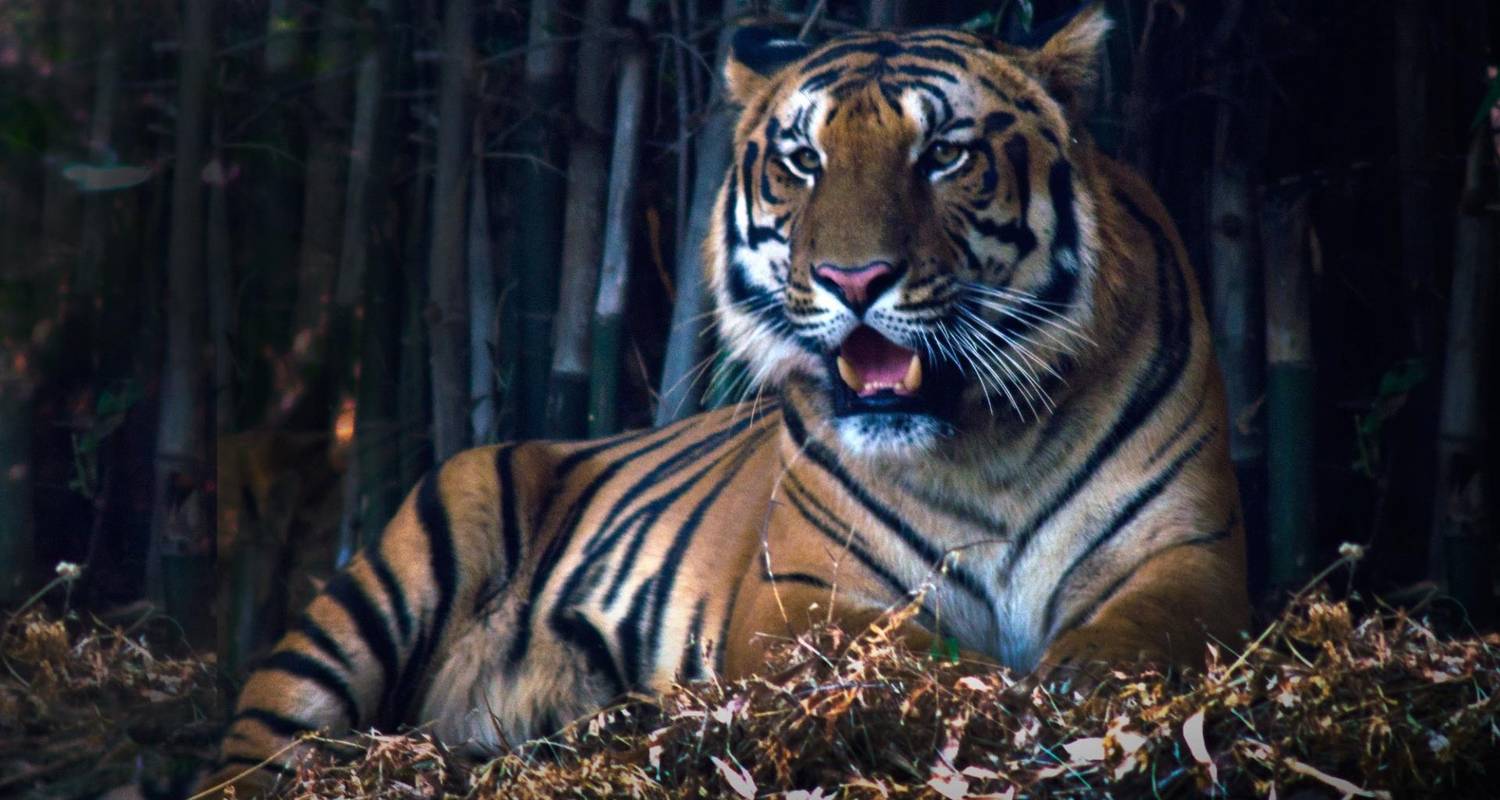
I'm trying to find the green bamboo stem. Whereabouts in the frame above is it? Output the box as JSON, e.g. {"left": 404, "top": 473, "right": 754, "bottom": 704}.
{"left": 511, "top": 1, "right": 570, "bottom": 439}
{"left": 547, "top": 0, "right": 618, "bottom": 439}
{"left": 1262, "top": 192, "right": 1315, "bottom": 590}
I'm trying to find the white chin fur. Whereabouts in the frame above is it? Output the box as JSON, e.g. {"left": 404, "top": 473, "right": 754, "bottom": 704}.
{"left": 833, "top": 413, "right": 951, "bottom": 458}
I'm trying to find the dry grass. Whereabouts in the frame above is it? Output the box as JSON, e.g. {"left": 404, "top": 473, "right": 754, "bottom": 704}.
{"left": 5, "top": 564, "right": 1497, "bottom": 799}
{"left": 271, "top": 590, "right": 1500, "bottom": 799}
{"left": 0, "top": 596, "right": 222, "bottom": 797}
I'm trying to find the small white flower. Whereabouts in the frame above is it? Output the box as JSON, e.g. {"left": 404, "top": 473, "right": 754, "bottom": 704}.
{"left": 54, "top": 561, "right": 83, "bottom": 581}
{"left": 1428, "top": 732, "right": 1450, "bottom": 755}
{"left": 1337, "top": 542, "right": 1366, "bottom": 561}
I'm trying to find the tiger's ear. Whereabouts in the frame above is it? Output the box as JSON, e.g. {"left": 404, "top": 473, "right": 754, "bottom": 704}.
{"left": 724, "top": 27, "right": 810, "bottom": 106}
{"left": 1023, "top": 3, "right": 1111, "bottom": 119}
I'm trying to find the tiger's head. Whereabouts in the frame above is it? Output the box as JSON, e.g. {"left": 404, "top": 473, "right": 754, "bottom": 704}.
{"left": 708, "top": 8, "right": 1115, "bottom": 459}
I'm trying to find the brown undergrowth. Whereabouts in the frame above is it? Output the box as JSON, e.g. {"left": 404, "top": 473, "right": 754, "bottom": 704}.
{"left": 0, "top": 578, "right": 222, "bottom": 798}
{"left": 261, "top": 588, "right": 1499, "bottom": 798}
{"left": 4, "top": 562, "right": 1497, "bottom": 799}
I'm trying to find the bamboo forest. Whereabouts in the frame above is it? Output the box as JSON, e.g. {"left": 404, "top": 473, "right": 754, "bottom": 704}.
{"left": 0, "top": 0, "right": 1497, "bottom": 797}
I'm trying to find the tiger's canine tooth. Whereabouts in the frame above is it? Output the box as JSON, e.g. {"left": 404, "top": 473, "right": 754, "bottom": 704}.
{"left": 901, "top": 354, "right": 923, "bottom": 393}
{"left": 836, "top": 355, "right": 864, "bottom": 393}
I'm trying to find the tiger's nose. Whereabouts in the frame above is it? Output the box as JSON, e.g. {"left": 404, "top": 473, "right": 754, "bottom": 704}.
{"left": 812, "top": 260, "right": 900, "bottom": 314}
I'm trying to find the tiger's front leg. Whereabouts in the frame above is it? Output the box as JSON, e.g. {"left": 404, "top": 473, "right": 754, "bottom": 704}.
{"left": 202, "top": 445, "right": 544, "bottom": 797}
{"left": 722, "top": 577, "right": 960, "bottom": 681}
{"left": 1037, "top": 527, "right": 1249, "bottom": 681}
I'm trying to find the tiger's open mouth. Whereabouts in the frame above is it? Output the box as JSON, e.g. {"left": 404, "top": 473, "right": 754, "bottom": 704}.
{"left": 827, "top": 326, "right": 959, "bottom": 418}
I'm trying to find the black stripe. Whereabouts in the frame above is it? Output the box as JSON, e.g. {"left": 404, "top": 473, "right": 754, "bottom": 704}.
{"left": 903, "top": 45, "right": 968, "bottom": 68}
{"left": 554, "top": 604, "right": 628, "bottom": 695}
{"left": 639, "top": 429, "right": 773, "bottom": 679}
{"left": 1003, "top": 135, "right": 1032, "bottom": 213}
{"left": 977, "top": 75, "right": 1010, "bottom": 101}
{"left": 762, "top": 569, "right": 833, "bottom": 589}
{"left": 983, "top": 111, "right": 1017, "bottom": 135}
{"left": 714, "top": 585, "right": 735, "bottom": 675}
{"left": 741, "top": 141, "right": 785, "bottom": 247}
{"left": 390, "top": 629, "right": 429, "bottom": 721}
{"left": 802, "top": 39, "right": 904, "bottom": 72}
{"left": 604, "top": 427, "right": 771, "bottom": 685}
{"left": 389, "top": 472, "right": 457, "bottom": 721}
{"left": 295, "top": 617, "right": 354, "bottom": 671}
{"left": 1041, "top": 430, "right": 1215, "bottom": 635}
{"left": 780, "top": 472, "right": 917, "bottom": 615}
{"left": 324, "top": 573, "right": 400, "bottom": 707}
{"left": 258, "top": 650, "right": 361, "bottom": 725}
{"left": 884, "top": 79, "right": 954, "bottom": 122}
{"left": 1047, "top": 159, "right": 1080, "bottom": 272}
{"left": 367, "top": 552, "right": 412, "bottom": 643}
{"left": 1049, "top": 524, "right": 1234, "bottom": 639}
{"left": 497, "top": 444, "right": 523, "bottom": 582}
{"left": 799, "top": 67, "right": 843, "bottom": 94}
{"left": 680, "top": 597, "right": 709, "bottom": 682}
{"left": 782, "top": 402, "right": 991, "bottom": 604}
{"left": 590, "top": 413, "right": 768, "bottom": 601}
{"left": 1001, "top": 190, "right": 1192, "bottom": 576}
{"left": 1147, "top": 372, "right": 1210, "bottom": 466}
{"left": 902, "top": 31, "right": 982, "bottom": 49}
{"left": 893, "top": 473, "right": 1009, "bottom": 533}
{"left": 507, "top": 426, "right": 695, "bottom": 667}
{"left": 233, "top": 707, "right": 321, "bottom": 739}
{"left": 598, "top": 453, "right": 739, "bottom": 606}
{"left": 891, "top": 63, "right": 958, "bottom": 83}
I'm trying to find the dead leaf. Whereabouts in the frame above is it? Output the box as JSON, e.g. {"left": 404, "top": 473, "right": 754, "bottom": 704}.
{"left": 710, "top": 756, "right": 756, "bottom": 798}
{"left": 1183, "top": 709, "right": 1217, "bottom": 784}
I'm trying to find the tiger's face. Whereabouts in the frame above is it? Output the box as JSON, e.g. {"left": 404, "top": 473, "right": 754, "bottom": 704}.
{"left": 709, "top": 15, "right": 1110, "bottom": 458}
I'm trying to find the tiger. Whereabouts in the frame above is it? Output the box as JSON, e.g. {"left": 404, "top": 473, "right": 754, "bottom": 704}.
{"left": 204, "top": 6, "right": 1248, "bottom": 794}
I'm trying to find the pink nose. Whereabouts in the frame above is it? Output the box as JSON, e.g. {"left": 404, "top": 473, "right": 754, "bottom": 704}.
{"left": 813, "top": 260, "right": 896, "bottom": 311}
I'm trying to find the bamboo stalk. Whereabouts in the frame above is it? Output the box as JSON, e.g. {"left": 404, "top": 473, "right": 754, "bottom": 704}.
{"left": 655, "top": 0, "right": 744, "bottom": 426}
{"left": 510, "top": 0, "right": 570, "bottom": 439}
{"left": 546, "top": 0, "right": 619, "bottom": 439}
{"left": 335, "top": 0, "right": 391, "bottom": 310}
{"left": 589, "top": 0, "right": 652, "bottom": 437}
{"left": 208, "top": 129, "right": 233, "bottom": 436}
{"left": 400, "top": 130, "right": 434, "bottom": 487}
{"left": 427, "top": 0, "right": 473, "bottom": 461}
{"left": 1430, "top": 128, "right": 1496, "bottom": 627}
{"left": 149, "top": 0, "right": 214, "bottom": 641}
{"left": 1205, "top": 2, "right": 1268, "bottom": 593}
{"left": 867, "top": 0, "right": 906, "bottom": 28}
{"left": 468, "top": 128, "right": 497, "bottom": 443}
{"left": 1262, "top": 191, "right": 1315, "bottom": 590}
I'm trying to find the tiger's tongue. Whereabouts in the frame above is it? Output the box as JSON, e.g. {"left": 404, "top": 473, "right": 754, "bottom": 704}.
{"left": 839, "top": 326, "right": 921, "bottom": 397}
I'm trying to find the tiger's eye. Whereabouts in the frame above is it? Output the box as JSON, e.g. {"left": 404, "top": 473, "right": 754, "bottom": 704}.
{"left": 787, "top": 147, "right": 821, "bottom": 174}
{"left": 926, "top": 141, "right": 965, "bottom": 169}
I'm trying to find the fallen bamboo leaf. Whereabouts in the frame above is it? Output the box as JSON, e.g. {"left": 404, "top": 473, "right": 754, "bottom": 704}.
{"left": 1284, "top": 757, "right": 1392, "bottom": 799}
{"left": 710, "top": 755, "right": 756, "bottom": 798}
{"left": 1183, "top": 708, "right": 1217, "bottom": 784}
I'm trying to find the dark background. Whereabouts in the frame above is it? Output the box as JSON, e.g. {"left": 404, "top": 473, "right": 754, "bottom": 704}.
{"left": 0, "top": 0, "right": 1495, "bottom": 677}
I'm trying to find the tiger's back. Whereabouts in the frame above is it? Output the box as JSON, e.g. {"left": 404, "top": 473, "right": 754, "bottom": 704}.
{"left": 215, "top": 404, "right": 782, "bottom": 778}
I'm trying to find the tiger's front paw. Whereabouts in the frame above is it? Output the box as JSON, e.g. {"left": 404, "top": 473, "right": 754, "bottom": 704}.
{"left": 1032, "top": 628, "right": 1163, "bottom": 693}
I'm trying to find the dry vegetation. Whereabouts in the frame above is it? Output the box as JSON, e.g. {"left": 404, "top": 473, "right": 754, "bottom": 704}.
{"left": 0, "top": 570, "right": 223, "bottom": 798}
{"left": 4, "top": 564, "right": 1498, "bottom": 799}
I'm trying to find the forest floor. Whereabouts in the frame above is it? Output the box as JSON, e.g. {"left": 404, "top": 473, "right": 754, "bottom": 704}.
{"left": 3, "top": 560, "right": 1498, "bottom": 799}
